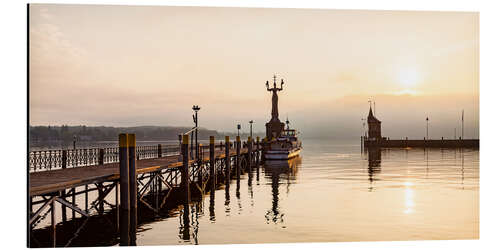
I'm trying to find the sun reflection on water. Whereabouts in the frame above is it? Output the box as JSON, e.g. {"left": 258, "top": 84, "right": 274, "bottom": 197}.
{"left": 404, "top": 181, "right": 415, "bottom": 214}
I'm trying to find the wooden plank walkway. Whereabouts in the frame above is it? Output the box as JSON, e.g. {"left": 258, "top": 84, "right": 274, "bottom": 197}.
{"left": 30, "top": 148, "right": 248, "bottom": 196}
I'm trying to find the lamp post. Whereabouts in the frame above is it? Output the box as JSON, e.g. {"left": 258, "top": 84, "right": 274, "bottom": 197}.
{"left": 192, "top": 105, "right": 201, "bottom": 160}
{"left": 237, "top": 124, "right": 241, "bottom": 137}
{"left": 426, "top": 117, "right": 429, "bottom": 139}
{"left": 73, "top": 135, "right": 77, "bottom": 150}
{"left": 249, "top": 120, "right": 253, "bottom": 138}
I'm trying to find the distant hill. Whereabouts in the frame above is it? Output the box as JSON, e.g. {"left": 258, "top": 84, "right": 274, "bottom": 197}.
{"left": 29, "top": 125, "right": 264, "bottom": 143}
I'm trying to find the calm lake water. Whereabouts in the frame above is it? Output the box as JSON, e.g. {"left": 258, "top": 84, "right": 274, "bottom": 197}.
{"left": 134, "top": 138, "right": 479, "bottom": 245}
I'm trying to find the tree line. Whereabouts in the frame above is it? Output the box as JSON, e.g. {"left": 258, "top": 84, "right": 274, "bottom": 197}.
{"left": 29, "top": 125, "right": 223, "bottom": 142}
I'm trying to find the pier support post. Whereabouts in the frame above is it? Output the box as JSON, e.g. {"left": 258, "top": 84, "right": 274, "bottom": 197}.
{"left": 99, "top": 148, "right": 104, "bottom": 165}
{"left": 181, "top": 134, "right": 191, "bottom": 205}
{"left": 225, "top": 136, "right": 230, "bottom": 184}
{"left": 236, "top": 136, "right": 241, "bottom": 180}
{"left": 50, "top": 195, "right": 56, "bottom": 247}
{"left": 61, "top": 151, "right": 67, "bottom": 223}
{"left": 209, "top": 136, "right": 216, "bottom": 188}
{"left": 128, "top": 134, "right": 137, "bottom": 245}
{"left": 256, "top": 137, "right": 260, "bottom": 167}
{"left": 247, "top": 137, "right": 253, "bottom": 170}
{"left": 119, "top": 134, "right": 130, "bottom": 246}
{"left": 157, "top": 144, "right": 162, "bottom": 158}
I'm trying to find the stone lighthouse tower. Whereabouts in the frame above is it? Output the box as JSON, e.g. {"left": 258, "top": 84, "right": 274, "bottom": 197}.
{"left": 367, "top": 106, "right": 381, "bottom": 140}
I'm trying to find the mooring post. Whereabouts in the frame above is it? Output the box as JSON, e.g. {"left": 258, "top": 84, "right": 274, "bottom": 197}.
{"left": 247, "top": 137, "right": 253, "bottom": 170}
{"left": 198, "top": 143, "right": 204, "bottom": 192}
{"left": 225, "top": 136, "right": 230, "bottom": 184}
{"left": 61, "top": 151, "right": 67, "bottom": 223}
{"left": 128, "top": 134, "right": 137, "bottom": 245}
{"left": 115, "top": 181, "right": 119, "bottom": 233}
{"left": 209, "top": 136, "right": 216, "bottom": 187}
{"left": 256, "top": 136, "right": 260, "bottom": 166}
{"left": 190, "top": 131, "right": 194, "bottom": 160}
{"left": 236, "top": 136, "right": 241, "bottom": 180}
{"left": 118, "top": 134, "right": 130, "bottom": 246}
{"left": 181, "top": 134, "right": 191, "bottom": 204}
{"left": 50, "top": 195, "right": 56, "bottom": 247}
{"left": 157, "top": 144, "right": 162, "bottom": 158}
{"left": 71, "top": 187, "right": 76, "bottom": 219}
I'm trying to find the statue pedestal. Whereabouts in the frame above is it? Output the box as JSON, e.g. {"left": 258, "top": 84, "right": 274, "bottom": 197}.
{"left": 266, "top": 120, "right": 284, "bottom": 139}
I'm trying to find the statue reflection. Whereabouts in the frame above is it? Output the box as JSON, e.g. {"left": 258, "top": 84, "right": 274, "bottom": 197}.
{"left": 366, "top": 147, "right": 381, "bottom": 191}
{"left": 263, "top": 157, "right": 300, "bottom": 225}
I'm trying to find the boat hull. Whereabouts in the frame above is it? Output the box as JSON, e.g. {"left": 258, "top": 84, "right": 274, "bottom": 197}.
{"left": 264, "top": 148, "right": 301, "bottom": 160}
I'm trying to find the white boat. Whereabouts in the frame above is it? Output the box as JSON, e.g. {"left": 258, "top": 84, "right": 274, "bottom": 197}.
{"left": 264, "top": 127, "right": 302, "bottom": 160}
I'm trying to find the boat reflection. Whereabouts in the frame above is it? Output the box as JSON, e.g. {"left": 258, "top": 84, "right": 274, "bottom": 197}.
{"left": 262, "top": 157, "right": 301, "bottom": 225}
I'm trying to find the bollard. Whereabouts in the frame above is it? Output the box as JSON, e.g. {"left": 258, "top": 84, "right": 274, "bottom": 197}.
{"left": 128, "top": 134, "right": 137, "bottom": 245}
{"left": 181, "top": 135, "right": 191, "bottom": 205}
{"left": 225, "top": 136, "right": 230, "bottom": 184}
{"left": 118, "top": 134, "right": 130, "bottom": 246}
{"left": 236, "top": 136, "right": 241, "bottom": 180}
{"left": 247, "top": 137, "right": 253, "bottom": 170}
{"left": 209, "top": 136, "right": 216, "bottom": 188}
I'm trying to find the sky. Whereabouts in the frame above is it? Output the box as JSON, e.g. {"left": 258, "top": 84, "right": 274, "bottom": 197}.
{"left": 29, "top": 4, "right": 479, "bottom": 139}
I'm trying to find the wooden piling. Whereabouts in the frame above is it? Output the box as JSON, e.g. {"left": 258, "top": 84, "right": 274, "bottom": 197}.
{"left": 118, "top": 134, "right": 130, "bottom": 246}
{"left": 209, "top": 136, "right": 216, "bottom": 188}
{"left": 61, "top": 151, "right": 67, "bottom": 223}
{"left": 247, "top": 137, "right": 253, "bottom": 170}
{"left": 127, "top": 134, "right": 137, "bottom": 245}
{"left": 50, "top": 196, "right": 56, "bottom": 247}
{"left": 115, "top": 182, "right": 119, "bottom": 233}
{"left": 181, "top": 134, "right": 191, "bottom": 205}
{"left": 71, "top": 187, "right": 76, "bottom": 219}
{"left": 256, "top": 137, "right": 260, "bottom": 166}
{"left": 236, "top": 136, "right": 241, "bottom": 180}
{"left": 225, "top": 136, "right": 230, "bottom": 184}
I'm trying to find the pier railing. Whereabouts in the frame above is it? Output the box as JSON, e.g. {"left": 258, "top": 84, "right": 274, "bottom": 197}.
{"left": 28, "top": 141, "right": 243, "bottom": 172}
{"left": 29, "top": 144, "right": 181, "bottom": 172}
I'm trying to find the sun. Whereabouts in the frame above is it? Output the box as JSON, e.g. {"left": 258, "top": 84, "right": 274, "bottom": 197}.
{"left": 397, "top": 68, "right": 420, "bottom": 87}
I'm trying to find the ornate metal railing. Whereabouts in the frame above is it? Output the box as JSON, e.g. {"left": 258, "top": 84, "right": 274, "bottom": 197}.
{"left": 29, "top": 140, "right": 247, "bottom": 173}
{"left": 30, "top": 144, "right": 182, "bottom": 173}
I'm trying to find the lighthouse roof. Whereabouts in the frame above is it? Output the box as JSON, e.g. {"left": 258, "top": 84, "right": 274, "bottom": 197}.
{"left": 367, "top": 107, "right": 381, "bottom": 123}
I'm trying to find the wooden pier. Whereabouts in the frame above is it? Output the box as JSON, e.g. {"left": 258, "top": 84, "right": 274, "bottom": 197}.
{"left": 28, "top": 134, "right": 262, "bottom": 247}
{"left": 362, "top": 137, "right": 479, "bottom": 148}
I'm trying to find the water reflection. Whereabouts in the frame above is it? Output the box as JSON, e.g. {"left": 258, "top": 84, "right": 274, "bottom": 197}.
{"left": 367, "top": 147, "right": 381, "bottom": 191}
{"left": 404, "top": 182, "right": 415, "bottom": 214}
{"left": 263, "top": 157, "right": 300, "bottom": 225}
